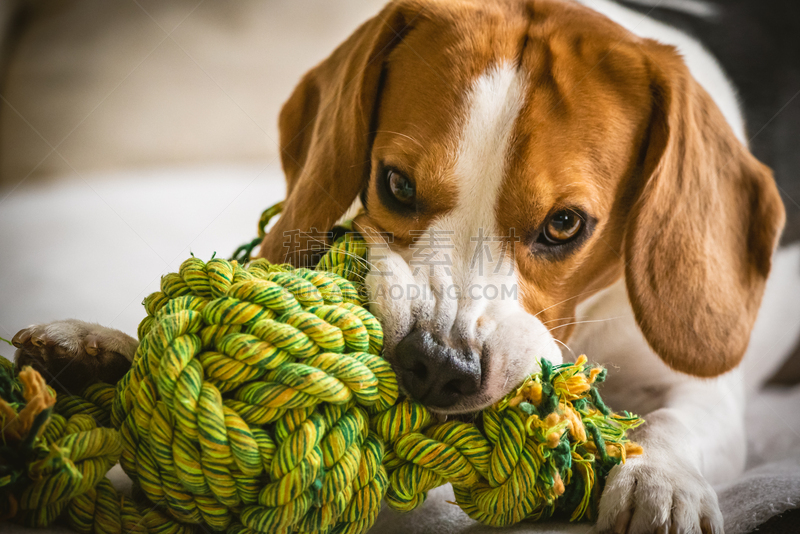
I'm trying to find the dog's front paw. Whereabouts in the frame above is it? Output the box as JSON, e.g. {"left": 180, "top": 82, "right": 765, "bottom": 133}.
{"left": 12, "top": 320, "right": 137, "bottom": 394}
{"left": 596, "top": 450, "right": 723, "bottom": 534}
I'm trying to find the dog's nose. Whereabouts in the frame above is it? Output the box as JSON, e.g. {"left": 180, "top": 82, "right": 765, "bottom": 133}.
{"left": 394, "top": 329, "right": 481, "bottom": 408}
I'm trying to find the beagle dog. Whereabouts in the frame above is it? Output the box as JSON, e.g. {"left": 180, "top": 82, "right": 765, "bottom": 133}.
{"left": 13, "top": 1, "right": 800, "bottom": 533}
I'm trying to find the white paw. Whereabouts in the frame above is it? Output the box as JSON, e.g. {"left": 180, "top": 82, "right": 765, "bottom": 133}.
{"left": 12, "top": 319, "right": 137, "bottom": 393}
{"left": 596, "top": 450, "right": 723, "bottom": 534}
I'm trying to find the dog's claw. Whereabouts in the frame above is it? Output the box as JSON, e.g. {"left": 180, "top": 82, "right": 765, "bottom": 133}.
{"left": 31, "top": 334, "right": 52, "bottom": 347}
{"left": 11, "top": 327, "right": 32, "bottom": 347}
{"left": 84, "top": 335, "right": 101, "bottom": 356}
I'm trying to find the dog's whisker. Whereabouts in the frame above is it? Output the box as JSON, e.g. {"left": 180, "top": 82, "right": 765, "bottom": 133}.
{"left": 545, "top": 316, "right": 625, "bottom": 334}
{"left": 267, "top": 244, "right": 379, "bottom": 273}
{"left": 532, "top": 290, "right": 599, "bottom": 319}
{"left": 552, "top": 337, "right": 577, "bottom": 360}
{"left": 540, "top": 316, "right": 578, "bottom": 326}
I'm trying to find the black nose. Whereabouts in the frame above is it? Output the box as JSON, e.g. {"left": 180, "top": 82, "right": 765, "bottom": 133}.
{"left": 394, "top": 329, "right": 481, "bottom": 408}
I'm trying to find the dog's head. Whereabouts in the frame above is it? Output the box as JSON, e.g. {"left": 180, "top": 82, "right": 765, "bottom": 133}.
{"left": 260, "top": 0, "right": 785, "bottom": 413}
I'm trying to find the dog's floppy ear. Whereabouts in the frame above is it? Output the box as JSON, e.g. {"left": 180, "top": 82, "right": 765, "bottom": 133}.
{"left": 625, "top": 42, "right": 785, "bottom": 377}
{"left": 259, "top": 2, "right": 418, "bottom": 265}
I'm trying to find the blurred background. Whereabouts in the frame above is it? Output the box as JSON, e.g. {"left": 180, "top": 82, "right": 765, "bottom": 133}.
{"left": 0, "top": 0, "right": 385, "bottom": 348}
{"left": 2, "top": 3, "right": 800, "bottom": 533}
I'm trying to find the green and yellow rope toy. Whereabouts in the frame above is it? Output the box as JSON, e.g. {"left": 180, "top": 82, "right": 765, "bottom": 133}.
{"left": 1, "top": 213, "right": 643, "bottom": 534}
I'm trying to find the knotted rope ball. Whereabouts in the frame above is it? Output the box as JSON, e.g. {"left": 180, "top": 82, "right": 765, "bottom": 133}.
{"left": 1, "top": 228, "right": 643, "bottom": 534}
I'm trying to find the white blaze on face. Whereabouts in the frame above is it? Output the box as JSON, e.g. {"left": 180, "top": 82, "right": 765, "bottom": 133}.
{"left": 423, "top": 62, "right": 528, "bottom": 340}
{"left": 365, "top": 62, "right": 563, "bottom": 412}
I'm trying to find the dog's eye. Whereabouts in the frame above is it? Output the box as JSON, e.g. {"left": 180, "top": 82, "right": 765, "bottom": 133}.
{"left": 540, "top": 210, "right": 583, "bottom": 244}
{"left": 387, "top": 169, "right": 415, "bottom": 205}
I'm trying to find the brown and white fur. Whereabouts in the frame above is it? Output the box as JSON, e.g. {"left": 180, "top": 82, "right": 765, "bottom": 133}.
{"left": 13, "top": 1, "right": 800, "bottom": 533}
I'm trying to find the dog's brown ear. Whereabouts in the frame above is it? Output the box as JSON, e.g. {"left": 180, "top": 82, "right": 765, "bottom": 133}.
{"left": 625, "top": 42, "right": 785, "bottom": 377}
{"left": 260, "top": 2, "right": 418, "bottom": 265}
